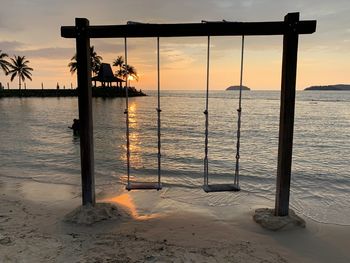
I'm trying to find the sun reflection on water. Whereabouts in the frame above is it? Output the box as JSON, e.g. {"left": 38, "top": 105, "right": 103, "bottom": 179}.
{"left": 121, "top": 101, "right": 144, "bottom": 168}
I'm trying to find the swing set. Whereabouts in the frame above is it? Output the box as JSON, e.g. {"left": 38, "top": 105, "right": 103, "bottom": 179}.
{"left": 61, "top": 13, "right": 316, "bottom": 216}
{"left": 123, "top": 32, "right": 244, "bottom": 192}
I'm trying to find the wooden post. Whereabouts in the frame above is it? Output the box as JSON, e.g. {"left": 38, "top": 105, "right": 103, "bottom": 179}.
{"left": 75, "top": 18, "right": 95, "bottom": 206}
{"left": 275, "top": 13, "right": 299, "bottom": 216}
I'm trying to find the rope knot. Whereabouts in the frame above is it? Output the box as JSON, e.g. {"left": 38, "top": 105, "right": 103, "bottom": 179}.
{"left": 203, "top": 110, "right": 208, "bottom": 115}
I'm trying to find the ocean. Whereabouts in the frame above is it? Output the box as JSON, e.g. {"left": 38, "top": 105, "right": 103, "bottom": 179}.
{"left": 0, "top": 90, "right": 349, "bottom": 225}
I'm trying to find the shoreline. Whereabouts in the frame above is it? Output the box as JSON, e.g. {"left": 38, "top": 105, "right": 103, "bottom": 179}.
{"left": 1, "top": 178, "right": 349, "bottom": 262}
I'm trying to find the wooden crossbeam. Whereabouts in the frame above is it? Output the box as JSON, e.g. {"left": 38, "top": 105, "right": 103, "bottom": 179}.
{"left": 61, "top": 18, "right": 316, "bottom": 39}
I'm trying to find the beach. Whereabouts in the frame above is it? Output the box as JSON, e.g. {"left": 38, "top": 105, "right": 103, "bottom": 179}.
{"left": 0, "top": 90, "right": 349, "bottom": 262}
{"left": 1, "top": 178, "right": 349, "bottom": 263}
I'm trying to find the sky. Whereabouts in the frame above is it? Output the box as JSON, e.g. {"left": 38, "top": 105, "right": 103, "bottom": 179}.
{"left": 0, "top": 0, "right": 349, "bottom": 90}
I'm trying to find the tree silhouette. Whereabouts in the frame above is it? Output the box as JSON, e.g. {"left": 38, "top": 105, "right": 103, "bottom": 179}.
{"left": 122, "top": 64, "right": 139, "bottom": 81}
{"left": 0, "top": 50, "right": 10, "bottom": 75}
{"left": 112, "top": 56, "right": 124, "bottom": 71}
{"left": 7, "top": 56, "right": 33, "bottom": 90}
{"left": 68, "top": 54, "right": 77, "bottom": 74}
{"left": 90, "top": 46, "right": 102, "bottom": 75}
{"left": 114, "top": 56, "right": 139, "bottom": 83}
{"left": 68, "top": 46, "right": 103, "bottom": 76}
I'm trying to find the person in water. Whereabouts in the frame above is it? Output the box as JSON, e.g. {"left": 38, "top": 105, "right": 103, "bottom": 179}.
{"left": 69, "top": 119, "right": 80, "bottom": 135}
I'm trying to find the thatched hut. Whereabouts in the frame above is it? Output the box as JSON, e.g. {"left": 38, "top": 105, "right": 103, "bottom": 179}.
{"left": 92, "top": 63, "right": 124, "bottom": 87}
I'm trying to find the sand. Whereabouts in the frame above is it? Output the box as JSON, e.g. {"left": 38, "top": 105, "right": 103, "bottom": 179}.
{"left": 0, "top": 179, "right": 349, "bottom": 263}
{"left": 253, "top": 208, "right": 306, "bottom": 231}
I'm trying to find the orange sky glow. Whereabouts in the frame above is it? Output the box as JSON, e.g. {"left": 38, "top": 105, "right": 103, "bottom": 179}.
{"left": 0, "top": 0, "right": 349, "bottom": 90}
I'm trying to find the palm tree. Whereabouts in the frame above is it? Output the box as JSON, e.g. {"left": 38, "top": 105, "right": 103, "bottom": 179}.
{"left": 68, "top": 46, "right": 103, "bottom": 76}
{"left": 90, "top": 46, "right": 102, "bottom": 76}
{"left": 123, "top": 64, "right": 139, "bottom": 82}
{"left": 114, "top": 57, "right": 139, "bottom": 83}
{"left": 7, "top": 56, "right": 33, "bottom": 90}
{"left": 0, "top": 50, "right": 10, "bottom": 75}
{"left": 112, "top": 56, "right": 124, "bottom": 71}
{"left": 68, "top": 54, "right": 77, "bottom": 74}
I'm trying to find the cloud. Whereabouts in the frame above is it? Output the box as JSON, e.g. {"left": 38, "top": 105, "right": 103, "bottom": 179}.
{"left": 92, "top": 39, "right": 138, "bottom": 54}
{"left": 23, "top": 47, "right": 75, "bottom": 60}
{"left": 0, "top": 41, "right": 24, "bottom": 52}
{"left": 0, "top": 41, "right": 74, "bottom": 60}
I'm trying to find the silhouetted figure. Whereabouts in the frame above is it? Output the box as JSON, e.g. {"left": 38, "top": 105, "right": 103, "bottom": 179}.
{"left": 69, "top": 118, "right": 80, "bottom": 136}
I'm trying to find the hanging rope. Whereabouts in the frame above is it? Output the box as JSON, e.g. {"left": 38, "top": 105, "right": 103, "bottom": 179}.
{"left": 124, "top": 37, "right": 131, "bottom": 186}
{"left": 204, "top": 36, "right": 210, "bottom": 186}
{"left": 124, "top": 37, "right": 162, "bottom": 190}
{"left": 234, "top": 35, "right": 245, "bottom": 187}
{"left": 203, "top": 35, "right": 245, "bottom": 191}
{"left": 156, "top": 37, "right": 162, "bottom": 187}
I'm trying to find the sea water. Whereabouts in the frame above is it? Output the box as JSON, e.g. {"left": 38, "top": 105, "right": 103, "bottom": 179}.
{"left": 0, "top": 90, "right": 349, "bottom": 225}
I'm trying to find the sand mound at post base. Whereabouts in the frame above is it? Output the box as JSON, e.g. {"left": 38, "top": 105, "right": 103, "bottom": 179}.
{"left": 253, "top": 208, "right": 306, "bottom": 231}
{"left": 64, "top": 203, "right": 127, "bottom": 225}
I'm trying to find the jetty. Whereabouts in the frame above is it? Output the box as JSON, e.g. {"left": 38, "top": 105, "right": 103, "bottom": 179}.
{"left": 0, "top": 86, "right": 146, "bottom": 98}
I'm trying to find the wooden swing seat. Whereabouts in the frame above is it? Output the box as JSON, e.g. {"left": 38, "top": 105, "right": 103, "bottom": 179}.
{"left": 203, "top": 183, "right": 240, "bottom": 193}
{"left": 126, "top": 182, "right": 162, "bottom": 191}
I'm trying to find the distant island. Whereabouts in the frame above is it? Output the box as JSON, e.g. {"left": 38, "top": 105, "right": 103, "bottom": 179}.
{"left": 226, "top": 85, "right": 250, "bottom": 91}
{"left": 304, "top": 84, "right": 350, "bottom": 91}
